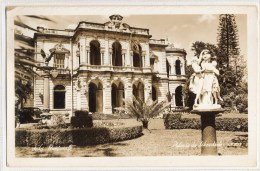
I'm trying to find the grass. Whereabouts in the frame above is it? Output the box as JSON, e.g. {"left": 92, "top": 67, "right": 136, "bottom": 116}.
{"left": 16, "top": 119, "right": 247, "bottom": 157}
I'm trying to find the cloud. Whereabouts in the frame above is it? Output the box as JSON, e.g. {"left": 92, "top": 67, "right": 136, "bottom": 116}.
{"left": 198, "top": 14, "right": 217, "bottom": 23}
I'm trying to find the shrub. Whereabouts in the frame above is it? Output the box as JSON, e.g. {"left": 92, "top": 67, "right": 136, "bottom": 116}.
{"left": 74, "top": 110, "right": 89, "bottom": 117}
{"left": 124, "top": 95, "right": 171, "bottom": 129}
{"left": 15, "top": 121, "right": 143, "bottom": 147}
{"left": 50, "top": 114, "right": 67, "bottom": 128}
{"left": 71, "top": 110, "right": 93, "bottom": 128}
{"left": 164, "top": 113, "right": 248, "bottom": 132}
{"left": 71, "top": 115, "right": 93, "bottom": 128}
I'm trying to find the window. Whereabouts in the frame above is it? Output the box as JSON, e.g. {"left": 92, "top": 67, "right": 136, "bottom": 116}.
{"left": 90, "top": 40, "right": 101, "bottom": 65}
{"left": 132, "top": 44, "right": 142, "bottom": 67}
{"left": 54, "top": 54, "right": 65, "bottom": 69}
{"left": 175, "top": 59, "right": 181, "bottom": 75}
{"left": 112, "top": 42, "right": 122, "bottom": 66}
{"left": 152, "top": 86, "right": 157, "bottom": 101}
{"left": 53, "top": 85, "right": 66, "bottom": 109}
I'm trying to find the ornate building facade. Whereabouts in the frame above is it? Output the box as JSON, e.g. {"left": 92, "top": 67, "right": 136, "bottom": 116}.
{"left": 33, "top": 15, "right": 187, "bottom": 115}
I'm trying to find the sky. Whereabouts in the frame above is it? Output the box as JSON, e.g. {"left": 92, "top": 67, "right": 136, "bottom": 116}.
{"left": 19, "top": 14, "right": 247, "bottom": 63}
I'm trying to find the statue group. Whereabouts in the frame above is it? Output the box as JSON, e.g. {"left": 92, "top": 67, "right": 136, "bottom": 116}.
{"left": 189, "top": 49, "right": 223, "bottom": 110}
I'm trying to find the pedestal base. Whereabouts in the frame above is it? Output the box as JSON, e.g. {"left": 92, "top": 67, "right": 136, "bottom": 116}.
{"left": 191, "top": 109, "right": 224, "bottom": 156}
{"left": 193, "top": 104, "right": 222, "bottom": 110}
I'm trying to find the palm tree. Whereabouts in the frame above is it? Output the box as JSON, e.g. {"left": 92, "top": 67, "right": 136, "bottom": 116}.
{"left": 124, "top": 96, "right": 171, "bottom": 129}
{"left": 14, "top": 16, "right": 54, "bottom": 109}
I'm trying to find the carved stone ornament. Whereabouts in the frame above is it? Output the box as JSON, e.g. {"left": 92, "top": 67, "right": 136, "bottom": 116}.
{"left": 49, "top": 42, "right": 70, "bottom": 54}
{"left": 189, "top": 49, "right": 223, "bottom": 110}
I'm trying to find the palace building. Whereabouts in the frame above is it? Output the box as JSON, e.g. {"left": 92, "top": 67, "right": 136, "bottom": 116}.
{"left": 33, "top": 15, "right": 187, "bottom": 115}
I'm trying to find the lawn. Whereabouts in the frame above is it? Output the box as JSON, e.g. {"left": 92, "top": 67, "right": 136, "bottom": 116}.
{"left": 16, "top": 119, "right": 247, "bottom": 157}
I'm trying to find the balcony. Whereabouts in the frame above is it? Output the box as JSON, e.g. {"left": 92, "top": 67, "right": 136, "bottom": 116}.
{"left": 78, "top": 22, "right": 105, "bottom": 31}
{"left": 149, "top": 39, "right": 167, "bottom": 45}
{"left": 37, "top": 27, "right": 74, "bottom": 36}
{"left": 57, "top": 68, "right": 70, "bottom": 75}
{"left": 78, "top": 64, "right": 152, "bottom": 73}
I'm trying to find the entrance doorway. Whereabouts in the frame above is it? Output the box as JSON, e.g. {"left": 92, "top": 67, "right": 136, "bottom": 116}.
{"left": 175, "top": 86, "right": 183, "bottom": 106}
{"left": 111, "top": 82, "right": 124, "bottom": 112}
{"left": 89, "top": 82, "right": 103, "bottom": 113}
{"left": 53, "top": 85, "right": 66, "bottom": 109}
{"left": 133, "top": 82, "right": 144, "bottom": 102}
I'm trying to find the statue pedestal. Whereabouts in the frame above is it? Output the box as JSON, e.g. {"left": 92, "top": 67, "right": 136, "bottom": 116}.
{"left": 191, "top": 109, "right": 224, "bottom": 155}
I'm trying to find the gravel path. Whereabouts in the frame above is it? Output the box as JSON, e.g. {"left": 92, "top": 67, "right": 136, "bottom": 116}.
{"left": 16, "top": 119, "right": 247, "bottom": 157}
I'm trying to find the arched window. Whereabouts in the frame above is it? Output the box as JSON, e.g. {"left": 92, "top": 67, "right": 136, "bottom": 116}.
{"left": 53, "top": 85, "right": 66, "bottom": 109}
{"left": 152, "top": 86, "right": 157, "bottom": 101}
{"left": 111, "top": 82, "right": 124, "bottom": 112}
{"left": 112, "top": 42, "right": 122, "bottom": 66}
{"left": 133, "top": 82, "right": 144, "bottom": 102}
{"left": 175, "top": 59, "right": 181, "bottom": 75}
{"left": 166, "top": 59, "right": 170, "bottom": 77}
{"left": 90, "top": 40, "right": 101, "bottom": 65}
{"left": 133, "top": 44, "right": 142, "bottom": 67}
{"left": 89, "top": 82, "right": 103, "bottom": 113}
{"left": 175, "top": 86, "right": 183, "bottom": 106}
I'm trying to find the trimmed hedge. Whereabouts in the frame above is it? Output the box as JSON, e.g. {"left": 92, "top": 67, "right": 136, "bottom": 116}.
{"left": 71, "top": 115, "right": 93, "bottom": 128}
{"left": 16, "top": 122, "right": 142, "bottom": 147}
{"left": 71, "top": 110, "right": 93, "bottom": 128}
{"left": 164, "top": 114, "right": 248, "bottom": 132}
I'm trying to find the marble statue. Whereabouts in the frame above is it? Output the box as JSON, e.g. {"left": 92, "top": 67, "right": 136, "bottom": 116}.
{"left": 189, "top": 49, "right": 223, "bottom": 110}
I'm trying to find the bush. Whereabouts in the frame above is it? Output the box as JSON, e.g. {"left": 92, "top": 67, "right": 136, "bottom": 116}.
{"left": 74, "top": 110, "right": 89, "bottom": 117}
{"left": 16, "top": 121, "right": 143, "bottom": 147}
{"left": 164, "top": 113, "right": 248, "bottom": 132}
{"left": 71, "top": 115, "right": 93, "bottom": 128}
{"left": 71, "top": 110, "right": 93, "bottom": 128}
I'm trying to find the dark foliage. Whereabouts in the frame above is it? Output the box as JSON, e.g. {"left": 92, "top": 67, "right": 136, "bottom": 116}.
{"left": 16, "top": 124, "right": 143, "bottom": 147}
{"left": 71, "top": 116, "right": 93, "bottom": 128}
{"left": 164, "top": 113, "right": 248, "bottom": 132}
{"left": 70, "top": 110, "right": 93, "bottom": 128}
{"left": 74, "top": 110, "right": 89, "bottom": 117}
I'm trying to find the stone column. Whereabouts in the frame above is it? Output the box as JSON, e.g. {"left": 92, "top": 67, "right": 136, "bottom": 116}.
{"left": 66, "top": 54, "right": 70, "bottom": 68}
{"left": 109, "top": 48, "right": 113, "bottom": 66}
{"left": 76, "top": 90, "right": 81, "bottom": 110}
{"left": 144, "top": 81, "right": 152, "bottom": 102}
{"left": 118, "top": 89, "right": 124, "bottom": 107}
{"left": 142, "top": 56, "right": 145, "bottom": 68}
{"left": 122, "top": 49, "right": 126, "bottom": 67}
{"left": 172, "top": 93, "right": 176, "bottom": 108}
{"left": 43, "top": 74, "right": 50, "bottom": 112}
{"left": 171, "top": 60, "right": 175, "bottom": 75}
{"left": 96, "top": 89, "right": 103, "bottom": 113}
{"left": 86, "top": 46, "right": 90, "bottom": 64}
{"left": 191, "top": 110, "right": 224, "bottom": 156}
{"left": 103, "top": 81, "right": 112, "bottom": 114}
{"left": 124, "top": 81, "right": 132, "bottom": 100}
{"left": 201, "top": 114, "right": 217, "bottom": 155}
{"left": 80, "top": 37, "right": 86, "bottom": 63}
{"left": 154, "top": 59, "right": 158, "bottom": 72}
{"left": 83, "top": 89, "right": 89, "bottom": 111}
{"left": 130, "top": 51, "right": 133, "bottom": 67}
{"left": 142, "top": 52, "right": 146, "bottom": 67}
{"left": 101, "top": 48, "right": 105, "bottom": 65}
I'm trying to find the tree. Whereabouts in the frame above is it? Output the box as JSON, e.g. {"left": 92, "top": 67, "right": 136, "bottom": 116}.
{"left": 14, "top": 16, "right": 54, "bottom": 110}
{"left": 15, "top": 79, "right": 32, "bottom": 109}
{"left": 124, "top": 96, "right": 171, "bottom": 129}
{"left": 191, "top": 41, "right": 220, "bottom": 58}
{"left": 217, "top": 14, "right": 247, "bottom": 112}
{"left": 217, "top": 14, "right": 240, "bottom": 68}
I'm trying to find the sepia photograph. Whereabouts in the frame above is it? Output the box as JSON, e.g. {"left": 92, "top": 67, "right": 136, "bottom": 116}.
{"left": 2, "top": 3, "right": 259, "bottom": 169}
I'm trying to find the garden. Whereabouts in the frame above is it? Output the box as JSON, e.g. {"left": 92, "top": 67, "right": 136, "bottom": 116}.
{"left": 15, "top": 96, "right": 248, "bottom": 157}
